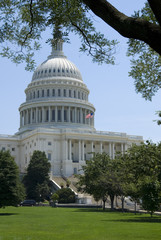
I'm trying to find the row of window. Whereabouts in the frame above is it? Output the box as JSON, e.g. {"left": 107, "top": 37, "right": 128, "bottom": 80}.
{"left": 27, "top": 88, "right": 88, "bottom": 101}
{"left": 1, "top": 147, "right": 15, "bottom": 151}
{"left": 32, "top": 67, "right": 81, "bottom": 80}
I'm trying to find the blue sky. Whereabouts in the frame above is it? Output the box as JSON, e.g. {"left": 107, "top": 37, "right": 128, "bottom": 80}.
{"left": 0, "top": 0, "right": 161, "bottom": 143}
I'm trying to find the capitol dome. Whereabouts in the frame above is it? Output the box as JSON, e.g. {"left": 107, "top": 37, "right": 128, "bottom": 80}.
{"left": 18, "top": 40, "right": 95, "bottom": 133}
{"left": 32, "top": 40, "right": 82, "bottom": 82}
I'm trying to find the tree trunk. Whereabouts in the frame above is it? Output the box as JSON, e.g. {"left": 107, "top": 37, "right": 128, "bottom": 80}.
{"left": 102, "top": 199, "right": 106, "bottom": 211}
{"left": 134, "top": 201, "right": 137, "bottom": 215}
{"left": 121, "top": 196, "right": 125, "bottom": 212}
{"left": 110, "top": 195, "right": 114, "bottom": 210}
{"left": 115, "top": 196, "right": 118, "bottom": 208}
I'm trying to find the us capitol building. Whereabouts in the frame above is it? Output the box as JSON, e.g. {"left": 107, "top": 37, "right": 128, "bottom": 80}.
{"left": 0, "top": 40, "right": 143, "bottom": 177}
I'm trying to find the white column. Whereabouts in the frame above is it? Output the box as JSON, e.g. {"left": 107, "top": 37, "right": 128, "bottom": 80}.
{"left": 112, "top": 143, "right": 115, "bottom": 159}
{"left": 121, "top": 143, "right": 124, "bottom": 154}
{"left": 109, "top": 143, "right": 112, "bottom": 158}
{"left": 36, "top": 107, "right": 38, "bottom": 123}
{"left": 80, "top": 108, "right": 83, "bottom": 124}
{"left": 91, "top": 141, "right": 94, "bottom": 152}
{"left": 125, "top": 143, "right": 128, "bottom": 152}
{"left": 30, "top": 108, "right": 32, "bottom": 124}
{"left": 78, "top": 140, "right": 81, "bottom": 162}
{"left": 85, "top": 109, "right": 87, "bottom": 124}
{"left": 62, "top": 106, "right": 64, "bottom": 122}
{"left": 64, "top": 140, "right": 68, "bottom": 161}
{"left": 100, "top": 142, "right": 103, "bottom": 154}
{"left": 82, "top": 141, "right": 84, "bottom": 161}
{"left": 69, "top": 140, "right": 72, "bottom": 160}
{"left": 75, "top": 107, "right": 77, "bottom": 123}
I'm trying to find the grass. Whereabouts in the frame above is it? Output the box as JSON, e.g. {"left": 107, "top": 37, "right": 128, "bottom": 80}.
{"left": 0, "top": 207, "right": 161, "bottom": 240}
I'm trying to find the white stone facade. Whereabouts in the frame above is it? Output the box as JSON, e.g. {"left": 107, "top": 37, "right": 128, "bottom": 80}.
{"left": 0, "top": 40, "right": 143, "bottom": 177}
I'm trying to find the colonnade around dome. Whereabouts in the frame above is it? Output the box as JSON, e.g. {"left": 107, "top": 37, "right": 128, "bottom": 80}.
{"left": 20, "top": 105, "right": 94, "bottom": 129}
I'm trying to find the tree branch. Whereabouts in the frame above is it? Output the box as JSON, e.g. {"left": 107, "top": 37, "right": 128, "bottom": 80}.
{"left": 22, "top": 0, "right": 34, "bottom": 46}
{"left": 83, "top": 0, "right": 161, "bottom": 55}
{"left": 148, "top": 0, "right": 161, "bottom": 27}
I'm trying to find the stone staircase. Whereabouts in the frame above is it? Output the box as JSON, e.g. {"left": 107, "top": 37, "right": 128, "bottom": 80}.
{"left": 51, "top": 175, "right": 94, "bottom": 204}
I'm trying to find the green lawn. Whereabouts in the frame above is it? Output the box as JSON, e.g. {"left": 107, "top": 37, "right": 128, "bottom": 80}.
{"left": 0, "top": 207, "right": 161, "bottom": 240}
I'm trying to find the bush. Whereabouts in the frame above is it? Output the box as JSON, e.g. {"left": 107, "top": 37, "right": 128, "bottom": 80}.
{"left": 56, "top": 188, "right": 75, "bottom": 203}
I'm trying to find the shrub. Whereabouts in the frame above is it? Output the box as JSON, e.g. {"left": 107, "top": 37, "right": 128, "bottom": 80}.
{"left": 56, "top": 188, "right": 75, "bottom": 203}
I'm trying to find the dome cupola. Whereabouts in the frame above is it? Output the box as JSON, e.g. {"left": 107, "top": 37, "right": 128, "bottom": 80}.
{"left": 32, "top": 40, "right": 82, "bottom": 82}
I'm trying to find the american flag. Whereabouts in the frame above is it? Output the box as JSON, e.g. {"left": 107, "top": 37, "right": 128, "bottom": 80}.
{"left": 85, "top": 113, "right": 94, "bottom": 119}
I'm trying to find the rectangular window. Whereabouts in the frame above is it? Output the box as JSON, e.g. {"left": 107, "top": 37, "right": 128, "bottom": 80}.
{"left": 52, "top": 110, "right": 55, "bottom": 121}
{"left": 48, "top": 142, "right": 51, "bottom": 146}
{"left": 42, "top": 90, "right": 44, "bottom": 97}
{"left": 64, "top": 110, "right": 67, "bottom": 121}
{"left": 74, "top": 91, "right": 76, "bottom": 98}
{"left": 69, "top": 90, "right": 71, "bottom": 97}
{"left": 58, "top": 89, "right": 61, "bottom": 97}
{"left": 64, "top": 89, "right": 66, "bottom": 97}
{"left": 12, "top": 148, "right": 15, "bottom": 151}
{"left": 58, "top": 110, "right": 61, "bottom": 121}
{"left": 52, "top": 89, "right": 55, "bottom": 96}
{"left": 47, "top": 89, "right": 50, "bottom": 97}
{"left": 73, "top": 168, "right": 77, "bottom": 174}
{"left": 46, "top": 110, "right": 49, "bottom": 121}
{"left": 48, "top": 153, "right": 51, "bottom": 161}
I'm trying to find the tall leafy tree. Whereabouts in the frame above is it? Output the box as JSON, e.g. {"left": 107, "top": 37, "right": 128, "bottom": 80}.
{"left": 0, "top": 150, "right": 25, "bottom": 208}
{"left": 141, "top": 178, "right": 161, "bottom": 217}
{"left": 123, "top": 141, "right": 161, "bottom": 214}
{"left": 23, "top": 150, "right": 51, "bottom": 201}
{"left": 76, "top": 153, "right": 121, "bottom": 210}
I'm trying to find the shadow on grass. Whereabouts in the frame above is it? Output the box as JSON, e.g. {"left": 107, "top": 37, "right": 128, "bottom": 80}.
{"left": 0, "top": 213, "right": 19, "bottom": 216}
{"left": 101, "top": 217, "right": 161, "bottom": 223}
{"left": 73, "top": 208, "right": 113, "bottom": 213}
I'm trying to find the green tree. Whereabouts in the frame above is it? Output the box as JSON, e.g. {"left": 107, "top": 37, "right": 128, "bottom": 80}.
{"left": 141, "top": 178, "right": 161, "bottom": 217}
{"left": 123, "top": 141, "right": 161, "bottom": 213}
{"left": 56, "top": 188, "right": 75, "bottom": 203}
{"left": 23, "top": 150, "right": 51, "bottom": 202}
{"left": 76, "top": 153, "right": 121, "bottom": 210}
{"left": 0, "top": 150, "right": 25, "bottom": 207}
